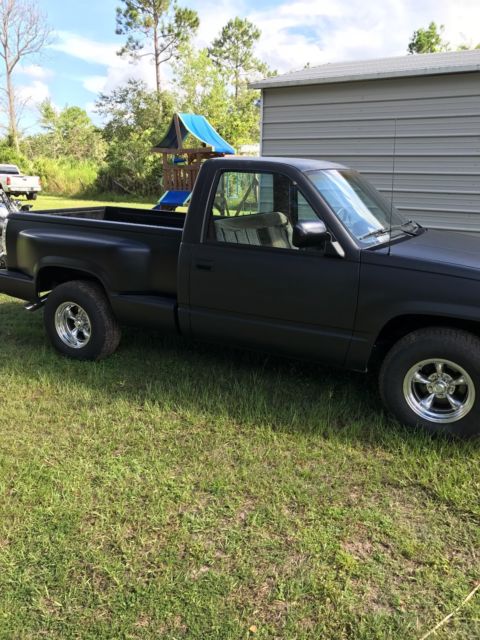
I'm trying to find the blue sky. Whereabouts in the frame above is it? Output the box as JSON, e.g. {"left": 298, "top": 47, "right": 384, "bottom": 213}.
{"left": 8, "top": 0, "right": 480, "bottom": 133}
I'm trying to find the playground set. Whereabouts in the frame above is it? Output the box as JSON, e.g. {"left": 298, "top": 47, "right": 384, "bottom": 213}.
{"left": 152, "top": 113, "right": 235, "bottom": 210}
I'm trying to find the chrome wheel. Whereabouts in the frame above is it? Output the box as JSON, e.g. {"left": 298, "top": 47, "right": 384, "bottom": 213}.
{"left": 54, "top": 302, "right": 92, "bottom": 349}
{"left": 403, "top": 358, "right": 475, "bottom": 424}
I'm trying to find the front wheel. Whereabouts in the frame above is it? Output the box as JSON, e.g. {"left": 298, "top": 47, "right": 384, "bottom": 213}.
{"left": 44, "top": 280, "right": 121, "bottom": 360}
{"left": 379, "top": 327, "right": 480, "bottom": 438}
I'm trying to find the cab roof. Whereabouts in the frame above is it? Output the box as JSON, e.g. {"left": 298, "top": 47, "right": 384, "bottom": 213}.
{"left": 208, "top": 156, "right": 348, "bottom": 172}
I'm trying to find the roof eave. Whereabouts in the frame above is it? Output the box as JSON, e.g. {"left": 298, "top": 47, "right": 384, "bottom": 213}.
{"left": 249, "top": 64, "right": 480, "bottom": 90}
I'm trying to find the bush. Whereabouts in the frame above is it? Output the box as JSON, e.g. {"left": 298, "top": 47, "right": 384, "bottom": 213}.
{"left": 95, "top": 131, "right": 163, "bottom": 197}
{"left": 31, "top": 158, "right": 100, "bottom": 196}
{"left": 0, "top": 143, "right": 34, "bottom": 174}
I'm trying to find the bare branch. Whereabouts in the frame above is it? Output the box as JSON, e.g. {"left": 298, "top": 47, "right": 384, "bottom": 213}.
{"left": 0, "top": 0, "right": 51, "bottom": 149}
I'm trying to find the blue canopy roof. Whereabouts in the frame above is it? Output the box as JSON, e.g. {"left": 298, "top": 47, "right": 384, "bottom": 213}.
{"left": 154, "top": 113, "right": 235, "bottom": 155}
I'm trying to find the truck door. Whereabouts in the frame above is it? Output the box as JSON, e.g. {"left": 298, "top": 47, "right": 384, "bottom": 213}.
{"left": 187, "top": 169, "right": 360, "bottom": 365}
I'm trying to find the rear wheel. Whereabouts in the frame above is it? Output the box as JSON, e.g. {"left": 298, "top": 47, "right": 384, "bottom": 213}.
{"left": 27, "top": 192, "right": 37, "bottom": 201}
{"left": 44, "top": 280, "right": 121, "bottom": 360}
{"left": 379, "top": 327, "right": 480, "bottom": 438}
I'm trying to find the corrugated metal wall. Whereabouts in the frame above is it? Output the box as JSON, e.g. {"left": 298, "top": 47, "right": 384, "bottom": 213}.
{"left": 261, "top": 73, "right": 480, "bottom": 231}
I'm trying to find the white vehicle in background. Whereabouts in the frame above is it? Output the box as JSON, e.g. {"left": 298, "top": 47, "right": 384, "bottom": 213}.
{"left": 0, "top": 164, "right": 41, "bottom": 200}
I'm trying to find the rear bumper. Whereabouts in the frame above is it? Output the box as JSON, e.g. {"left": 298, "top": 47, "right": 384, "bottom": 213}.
{"left": 0, "top": 270, "right": 36, "bottom": 301}
{"left": 6, "top": 187, "right": 41, "bottom": 194}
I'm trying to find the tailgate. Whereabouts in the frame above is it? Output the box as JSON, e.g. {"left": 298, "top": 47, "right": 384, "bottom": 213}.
{"left": 10, "top": 176, "right": 39, "bottom": 189}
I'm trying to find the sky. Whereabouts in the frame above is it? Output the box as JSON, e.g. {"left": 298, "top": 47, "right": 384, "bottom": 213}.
{"left": 8, "top": 0, "right": 480, "bottom": 132}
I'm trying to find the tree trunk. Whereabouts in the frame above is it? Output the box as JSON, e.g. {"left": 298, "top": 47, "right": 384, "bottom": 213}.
{"left": 5, "top": 68, "right": 19, "bottom": 151}
{"left": 154, "top": 25, "right": 161, "bottom": 94}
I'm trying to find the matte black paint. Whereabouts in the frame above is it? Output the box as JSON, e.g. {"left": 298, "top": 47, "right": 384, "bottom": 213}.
{"left": 1, "top": 158, "right": 480, "bottom": 372}
{"left": 5, "top": 206, "right": 184, "bottom": 320}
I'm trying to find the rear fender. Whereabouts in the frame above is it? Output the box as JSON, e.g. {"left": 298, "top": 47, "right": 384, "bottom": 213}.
{"left": 15, "top": 227, "right": 151, "bottom": 294}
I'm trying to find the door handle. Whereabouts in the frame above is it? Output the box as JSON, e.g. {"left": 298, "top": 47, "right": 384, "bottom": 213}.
{"left": 195, "top": 260, "right": 213, "bottom": 272}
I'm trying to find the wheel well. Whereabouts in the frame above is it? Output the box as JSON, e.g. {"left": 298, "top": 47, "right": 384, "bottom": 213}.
{"left": 36, "top": 267, "right": 105, "bottom": 296}
{"left": 370, "top": 314, "right": 480, "bottom": 369}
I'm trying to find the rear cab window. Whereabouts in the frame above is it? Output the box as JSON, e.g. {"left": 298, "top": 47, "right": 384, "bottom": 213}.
{"left": 0, "top": 165, "right": 20, "bottom": 175}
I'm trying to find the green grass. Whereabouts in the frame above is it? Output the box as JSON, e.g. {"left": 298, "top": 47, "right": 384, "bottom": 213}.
{"left": 0, "top": 300, "right": 478, "bottom": 639}
{"left": 0, "top": 195, "right": 479, "bottom": 637}
{"left": 30, "top": 193, "right": 157, "bottom": 211}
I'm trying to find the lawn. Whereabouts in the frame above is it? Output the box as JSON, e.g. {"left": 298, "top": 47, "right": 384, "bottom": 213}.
{"left": 30, "top": 193, "right": 157, "bottom": 211}
{"left": 0, "top": 202, "right": 479, "bottom": 638}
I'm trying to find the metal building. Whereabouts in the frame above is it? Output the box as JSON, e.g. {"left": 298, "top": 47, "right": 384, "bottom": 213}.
{"left": 250, "top": 50, "right": 480, "bottom": 231}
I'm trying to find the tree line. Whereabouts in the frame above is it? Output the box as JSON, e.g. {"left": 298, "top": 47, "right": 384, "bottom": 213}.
{"left": 0, "top": 0, "right": 478, "bottom": 199}
{"left": 0, "top": 0, "right": 272, "bottom": 197}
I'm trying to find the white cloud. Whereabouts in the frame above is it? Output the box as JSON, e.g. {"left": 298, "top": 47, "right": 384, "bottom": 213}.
{"left": 192, "top": 0, "right": 480, "bottom": 75}
{"left": 83, "top": 75, "right": 108, "bottom": 94}
{"left": 48, "top": 0, "right": 480, "bottom": 102}
{"left": 52, "top": 30, "right": 172, "bottom": 96}
{"left": 248, "top": 0, "right": 403, "bottom": 72}
{"left": 441, "top": 0, "right": 480, "bottom": 47}
{"left": 51, "top": 31, "right": 121, "bottom": 68}
{"left": 0, "top": 69, "right": 52, "bottom": 132}
{"left": 17, "top": 79, "right": 50, "bottom": 104}
{"left": 84, "top": 58, "right": 166, "bottom": 94}
{"left": 189, "top": 0, "right": 244, "bottom": 47}
{"left": 84, "top": 100, "right": 99, "bottom": 120}
{"left": 16, "top": 64, "right": 54, "bottom": 80}
{"left": 276, "top": 1, "right": 344, "bottom": 19}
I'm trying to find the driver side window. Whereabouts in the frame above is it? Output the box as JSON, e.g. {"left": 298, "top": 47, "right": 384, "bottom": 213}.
{"left": 209, "top": 171, "right": 319, "bottom": 250}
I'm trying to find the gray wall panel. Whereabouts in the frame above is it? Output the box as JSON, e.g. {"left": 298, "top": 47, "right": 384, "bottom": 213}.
{"left": 263, "top": 98, "right": 480, "bottom": 123}
{"left": 263, "top": 116, "right": 480, "bottom": 137}
{"left": 263, "top": 74, "right": 480, "bottom": 106}
{"left": 363, "top": 173, "right": 480, "bottom": 191}
{"left": 261, "top": 72, "right": 480, "bottom": 230}
{"left": 263, "top": 136, "right": 479, "bottom": 155}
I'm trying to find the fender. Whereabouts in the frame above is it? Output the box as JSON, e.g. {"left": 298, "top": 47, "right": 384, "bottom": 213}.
{"left": 16, "top": 227, "right": 151, "bottom": 294}
{"left": 347, "top": 303, "right": 480, "bottom": 372}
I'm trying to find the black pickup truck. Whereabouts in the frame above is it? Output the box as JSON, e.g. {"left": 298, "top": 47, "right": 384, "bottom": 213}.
{"left": 1, "top": 156, "right": 480, "bottom": 438}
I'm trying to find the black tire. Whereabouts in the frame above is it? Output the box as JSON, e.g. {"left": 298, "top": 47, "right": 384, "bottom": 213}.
{"left": 44, "top": 280, "right": 121, "bottom": 361}
{"left": 27, "top": 192, "right": 37, "bottom": 201}
{"left": 379, "top": 327, "right": 480, "bottom": 439}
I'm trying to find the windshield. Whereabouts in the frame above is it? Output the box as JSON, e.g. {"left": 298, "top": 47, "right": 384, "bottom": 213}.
{"left": 307, "top": 169, "right": 413, "bottom": 245}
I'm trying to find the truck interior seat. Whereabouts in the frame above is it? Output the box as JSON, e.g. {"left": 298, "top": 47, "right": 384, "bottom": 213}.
{"left": 214, "top": 211, "right": 293, "bottom": 249}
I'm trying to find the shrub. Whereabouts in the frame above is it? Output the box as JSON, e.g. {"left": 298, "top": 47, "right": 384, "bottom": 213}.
{"left": 0, "top": 143, "right": 34, "bottom": 174}
{"left": 31, "top": 158, "right": 100, "bottom": 196}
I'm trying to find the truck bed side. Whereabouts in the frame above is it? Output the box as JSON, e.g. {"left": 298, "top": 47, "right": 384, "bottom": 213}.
{"left": 1, "top": 206, "right": 186, "bottom": 331}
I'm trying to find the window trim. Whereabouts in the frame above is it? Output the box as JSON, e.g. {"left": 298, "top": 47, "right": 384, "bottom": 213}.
{"left": 201, "top": 168, "right": 327, "bottom": 250}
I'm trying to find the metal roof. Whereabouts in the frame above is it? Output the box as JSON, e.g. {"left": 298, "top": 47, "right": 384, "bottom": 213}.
{"left": 250, "top": 49, "right": 480, "bottom": 89}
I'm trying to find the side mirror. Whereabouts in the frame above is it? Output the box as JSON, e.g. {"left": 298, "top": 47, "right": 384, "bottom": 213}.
{"left": 292, "top": 220, "right": 330, "bottom": 248}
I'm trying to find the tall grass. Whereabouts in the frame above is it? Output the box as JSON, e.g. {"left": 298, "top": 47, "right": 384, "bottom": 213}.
{"left": 0, "top": 143, "right": 101, "bottom": 197}
{"left": 32, "top": 157, "right": 100, "bottom": 197}
{"left": 0, "top": 144, "right": 34, "bottom": 173}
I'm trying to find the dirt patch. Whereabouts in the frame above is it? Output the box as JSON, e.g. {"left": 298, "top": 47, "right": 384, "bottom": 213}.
{"left": 342, "top": 538, "right": 374, "bottom": 561}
